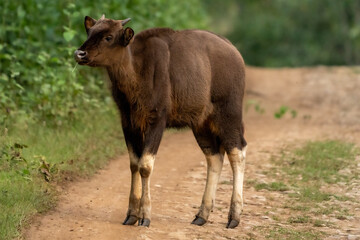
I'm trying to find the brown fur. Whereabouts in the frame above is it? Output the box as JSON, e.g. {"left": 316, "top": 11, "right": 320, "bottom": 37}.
{"left": 75, "top": 16, "right": 247, "bottom": 228}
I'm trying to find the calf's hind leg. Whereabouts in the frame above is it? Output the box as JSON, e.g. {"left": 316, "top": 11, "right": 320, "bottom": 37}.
{"left": 218, "top": 107, "right": 247, "bottom": 228}
{"left": 192, "top": 128, "right": 224, "bottom": 226}
{"left": 226, "top": 145, "right": 247, "bottom": 228}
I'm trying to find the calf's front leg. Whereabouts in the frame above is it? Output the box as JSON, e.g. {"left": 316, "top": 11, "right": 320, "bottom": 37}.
{"left": 137, "top": 153, "right": 156, "bottom": 226}
{"left": 133, "top": 119, "right": 166, "bottom": 227}
{"left": 124, "top": 119, "right": 166, "bottom": 227}
{"left": 123, "top": 147, "right": 142, "bottom": 225}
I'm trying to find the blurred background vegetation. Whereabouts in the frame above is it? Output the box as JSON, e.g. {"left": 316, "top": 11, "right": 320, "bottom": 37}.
{"left": 1, "top": 0, "right": 360, "bottom": 127}
{"left": 0, "top": 1, "right": 207, "bottom": 238}
{"left": 205, "top": 0, "right": 360, "bottom": 67}
{"left": 0, "top": 0, "right": 207, "bottom": 128}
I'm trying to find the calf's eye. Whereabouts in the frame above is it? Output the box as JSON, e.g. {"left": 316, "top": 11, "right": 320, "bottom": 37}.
{"left": 105, "top": 36, "right": 113, "bottom": 42}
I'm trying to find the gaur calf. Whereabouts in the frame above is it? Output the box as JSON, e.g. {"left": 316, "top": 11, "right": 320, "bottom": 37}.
{"left": 74, "top": 15, "right": 247, "bottom": 228}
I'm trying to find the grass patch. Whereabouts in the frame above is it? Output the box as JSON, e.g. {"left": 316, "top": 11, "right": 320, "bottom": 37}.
{"left": 262, "top": 225, "right": 324, "bottom": 240}
{"left": 283, "top": 203, "right": 311, "bottom": 212}
{"left": 275, "top": 140, "right": 359, "bottom": 205}
{"left": 220, "top": 180, "right": 232, "bottom": 185}
{"left": 332, "top": 194, "right": 354, "bottom": 202}
{"left": 255, "top": 182, "right": 290, "bottom": 191}
{"left": 313, "top": 219, "right": 332, "bottom": 227}
{"left": 283, "top": 140, "right": 358, "bottom": 183}
{"left": 289, "top": 186, "right": 332, "bottom": 202}
{"left": 288, "top": 215, "right": 311, "bottom": 224}
{"left": 260, "top": 140, "right": 359, "bottom": 236}
{"left": 271, "top": 215, "right": 281, "bottom": 221}
{"left": 0, "top": 109, "right": 126, "bottom": 239}
{"left": 310, "top": 203, "right": 351, "bottom": 217}
{"left": 0, "top": 173, "right": 55, "bottom": 239}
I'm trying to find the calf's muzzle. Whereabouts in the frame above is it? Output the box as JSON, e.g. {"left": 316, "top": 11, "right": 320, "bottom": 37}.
{"left": 74, "top": 50, "right": 88, "bottom": 63}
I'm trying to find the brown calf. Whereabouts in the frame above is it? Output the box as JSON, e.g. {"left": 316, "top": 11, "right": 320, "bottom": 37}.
{"left": 74, "top": 15, "right": 247, "bottom": 229}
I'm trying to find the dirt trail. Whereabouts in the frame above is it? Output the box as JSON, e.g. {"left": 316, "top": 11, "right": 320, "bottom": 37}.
{"left": 25, "top": 67, "right": 360, "bottom": 239}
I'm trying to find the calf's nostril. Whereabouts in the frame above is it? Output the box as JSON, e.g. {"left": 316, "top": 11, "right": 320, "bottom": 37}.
{"left": 74, "top": 50, "right": 87, "bottom": 59}
{"left": 79, "top": 51, "right": 87, "bottom": 57}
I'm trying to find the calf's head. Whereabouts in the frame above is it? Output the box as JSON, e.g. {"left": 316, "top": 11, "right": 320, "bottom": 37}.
{"left": 74, "top": 15, "right": 134, "bottom": 67}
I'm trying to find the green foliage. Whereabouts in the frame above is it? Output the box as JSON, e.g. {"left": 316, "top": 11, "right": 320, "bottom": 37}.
{"left": 0, "top": 142, "right": 58, "bottom": 182}
{"left": 274, "top": 106, "right": 297, "bottom": 119}
{"left": 0, "top": 2, "right": 208, "bottom": 238}
{"left": 0, "top": 143, "right": 28, "bottom": 171}
{"left": 0, "top": 0, "right": 208, "bottom": 127}
{"left": 0, "top": 108, "right": 126, "bottom": 239}
{"left": 205, "top": 0, "right": 360, "bottom": 66}
{"left": 246, "top": 99, "right": 265, "bottom": 114}
{"left": 1, "top": 108, "right": 126, "bottom": 177}
{"left": 1, "top": 142, "right": 40, "bottom": 181}
{"left": 0, "top": 173, "right": 55, "bottom": 240}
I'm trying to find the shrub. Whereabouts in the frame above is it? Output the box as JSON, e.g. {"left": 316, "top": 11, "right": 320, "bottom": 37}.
{"left": 0, "top": 0, "right": 208, "bottom": 127}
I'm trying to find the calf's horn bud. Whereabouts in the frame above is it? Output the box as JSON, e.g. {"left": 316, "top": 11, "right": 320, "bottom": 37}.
{"left": 122, "top": 18, "right": 131, "bottom": 26}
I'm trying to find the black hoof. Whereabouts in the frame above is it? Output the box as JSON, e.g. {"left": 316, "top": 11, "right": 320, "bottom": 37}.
{"left": 123, "top": 215, "right": 138, "bottom": 225}
{"left": 138, "top": 218, "right": 150, "bottom": 227}
{"left": 226, "top": 219, "right": 239, "bottom": 229}
{"left": 191, "top": 216, "right": 207, "bottom": 226}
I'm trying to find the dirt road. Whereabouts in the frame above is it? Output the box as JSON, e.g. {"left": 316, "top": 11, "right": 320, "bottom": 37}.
{"left": 25, "top": 67, "right": 360, "bottom": 239}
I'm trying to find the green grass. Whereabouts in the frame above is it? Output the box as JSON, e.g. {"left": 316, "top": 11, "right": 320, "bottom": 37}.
{"left": 284, "top": 140, "right": 358, "bottom": 183}
{"left": 288, "top": 215, "right": 311, "bottom": 224}
{"left": 0, "top": 173, "right": 55, "bottom": 239}
{"left": 271, "top": 215, "right": 281, "bottom": 221}
{"left": 255, "top": 140, "right": 359, "bottom": 238}
{"left": 255, "top": 182, "right": 290, "bottom": 191}
{"left": 283, "top": 204, "right": 310, "bottom": 212}
{"left": 313, "top": 219, "right": 332, "bottom": 228}
{"left": 220, "top": 180, "right": 232, "bottom": 185}
{"left": 0, "top": 109, "right": 126, "bottom": 239}
{"left": 265, "top": 225, "right": 323, "bottom": 240}
{"left": 274, "top": 140, "right": 359, "bottom": 204}
{"left": 289, "top": 186, "right": 332, "bottom": 202}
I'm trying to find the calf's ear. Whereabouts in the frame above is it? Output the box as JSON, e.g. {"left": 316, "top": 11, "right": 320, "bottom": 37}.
{"left": 120, "top": 27, "right": 134, "bottom": 46}
{"left": 85, "top": 16, "right": 96, "bottom": 34}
